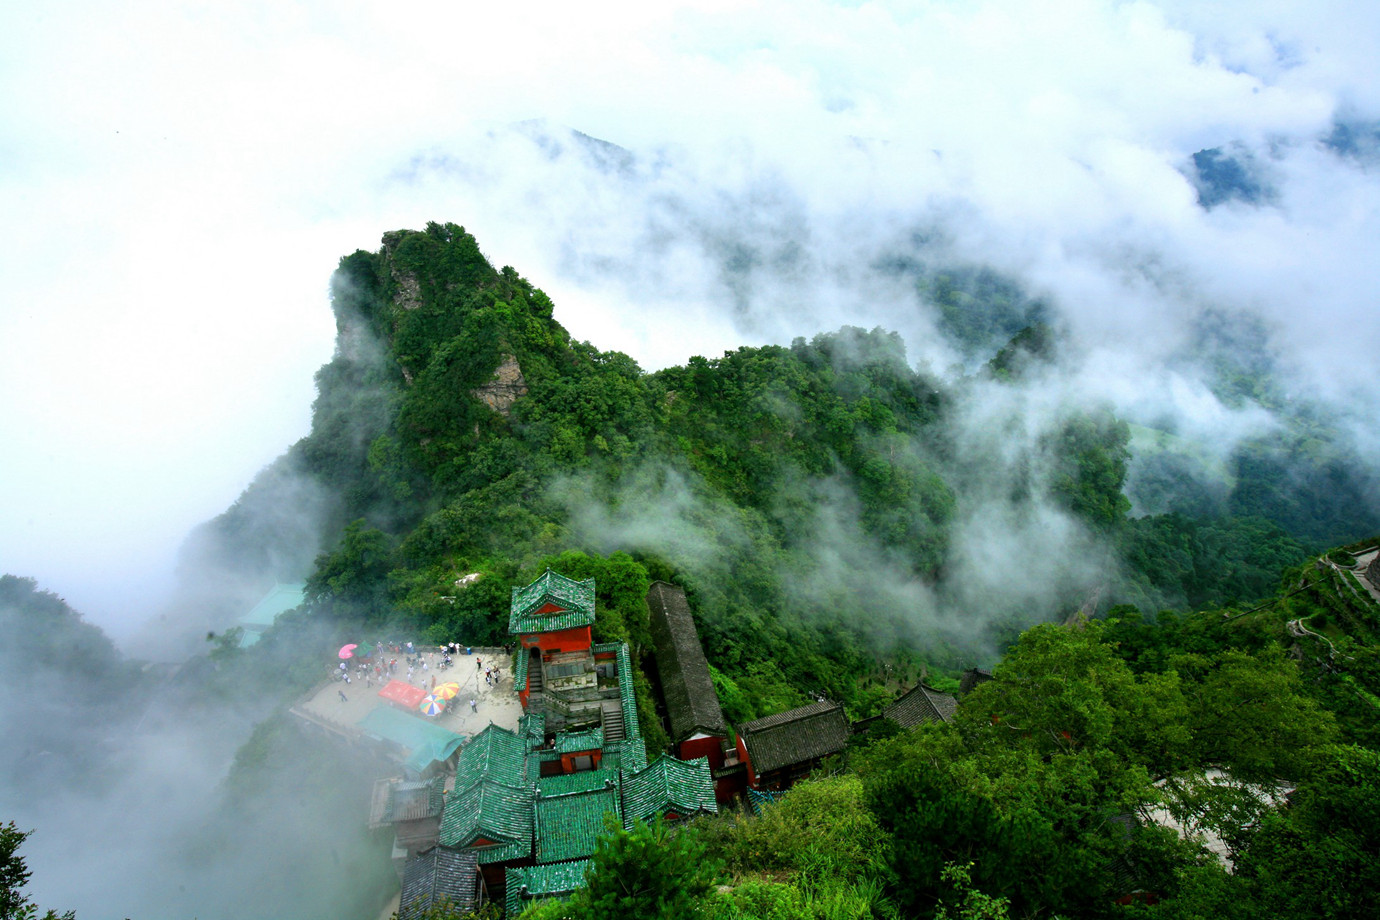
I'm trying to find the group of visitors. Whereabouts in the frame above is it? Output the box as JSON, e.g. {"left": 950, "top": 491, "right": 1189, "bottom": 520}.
{"left": 331, "top": 641, "right": 513, "bottom": 711}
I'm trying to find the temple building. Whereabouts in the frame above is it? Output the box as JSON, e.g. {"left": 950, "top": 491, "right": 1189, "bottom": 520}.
{"left": 735, "top": 700, "right": 851, "bottom": 791}
{"left": 621, "top": 754, "right": 718, "bottom": 825}
{"left": 369, "top": 776, "right": 447, "bottom": 860}
{"left": 646, "top": 583, "right": 729, "bottom": 766}
{"left": 511, "top": 570, "right": 621, "bottom": 735}
{"left": 959, "top": 667, "right": 994, "bottom": 696}
{"left": 398, "top": 847, "right": 486, "bottom": 920}
{"left": 883, "top": 683, "right": 958, "bottom": 728}
{"left": 389, "top": 569, "right": 718, "bottom": 913}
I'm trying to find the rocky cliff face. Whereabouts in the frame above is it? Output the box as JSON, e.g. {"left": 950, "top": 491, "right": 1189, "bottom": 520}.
{"left": 380, "top": 230, "right": 424, "bottom": 312}
{"left": 472, "top": 354, "right": 528, "bottom": 416}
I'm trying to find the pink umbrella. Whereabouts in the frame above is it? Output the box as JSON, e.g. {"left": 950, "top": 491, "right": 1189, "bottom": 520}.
{"left": 338, "top": 643, "right": 358, "bottom": 660}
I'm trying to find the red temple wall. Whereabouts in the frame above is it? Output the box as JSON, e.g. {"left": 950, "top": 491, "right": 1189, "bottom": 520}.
{"left": 559, "top": 750, "right": 603, "bottom": 772}
{"left": 679, "top": 734, "right": 725, "bottom": 770}
{"left": 519, "top": 625, "right": 592, "bottom": 654}
{"left": 735, "top": 735, "right": 758, "bottom": 787}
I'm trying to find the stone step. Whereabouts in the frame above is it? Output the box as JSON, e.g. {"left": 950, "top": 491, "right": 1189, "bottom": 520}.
{"left": 601, "top": 700, "right": 625, "bottom": 744}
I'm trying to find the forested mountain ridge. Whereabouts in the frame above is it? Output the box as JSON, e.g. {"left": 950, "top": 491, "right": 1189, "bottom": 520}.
{"left": 176, "top": 221, "right": 1377, "bottom": 720}
{"left": 6, "top": 222, "right": 1380, "bottom": 919}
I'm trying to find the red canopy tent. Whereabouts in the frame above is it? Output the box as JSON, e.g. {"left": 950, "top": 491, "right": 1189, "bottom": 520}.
{"left": 378, "top": 680, "right": 429, "bottom": 710}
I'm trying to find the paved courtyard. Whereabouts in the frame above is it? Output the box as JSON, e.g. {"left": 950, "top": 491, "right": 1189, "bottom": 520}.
{"left": 295, "top": 646, "right": 523, "bottom": 741}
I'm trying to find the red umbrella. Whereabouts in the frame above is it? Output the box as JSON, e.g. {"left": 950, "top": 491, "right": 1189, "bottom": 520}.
{"left": 338, "top": 643, "right": 358, "bottom": 660}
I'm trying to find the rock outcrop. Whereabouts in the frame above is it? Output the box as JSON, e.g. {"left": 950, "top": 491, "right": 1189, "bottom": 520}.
{"left": 1366, "top": 551, "right": 1380, "bottom": 589}
{"left": 473, "top": 354, "right": 528, "bottom": 417}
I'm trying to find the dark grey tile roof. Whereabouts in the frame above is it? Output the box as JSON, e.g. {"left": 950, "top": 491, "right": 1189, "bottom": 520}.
{"left": 399, "top": 847, "right": 480, "bottom": 920}
{"left": 646, "top": 582, "right": 727, "bottom": 741}
{"left": 959, "top": 668, "right": 993, "bottom": 696}
{"left": 738, "top": 701, "right": 850, "bottom": 775}
{"left": 392, "top": 778, "right": 445, "bottom": 822}
{"left": 884, "top": 684, "right": 958, "bottom": 728}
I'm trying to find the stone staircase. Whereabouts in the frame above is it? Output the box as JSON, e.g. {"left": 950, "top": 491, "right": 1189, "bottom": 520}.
{"left": 601, "top": 700, "right": 625, "bottom": 744}
{"left": 528, "top": 654, "right": 545, "bottom": 710}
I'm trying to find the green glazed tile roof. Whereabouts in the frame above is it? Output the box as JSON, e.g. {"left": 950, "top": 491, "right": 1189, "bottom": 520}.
{"left": 438, "top": 778, "right": 533, "bottom": 865}
{"left": 612, "top": 738, "right": 648, "bottom": 774}
{"left": 514, "top": 645, "right": 530, "bottom": 691}
{"left": 539, "top": 767, "right": 620, "bottom": 797}
{"left": 748, "top": 787, "right": 784, "bottom": 815}
{"left": 593, "top": 642, "right": 642, "bottom": 744}
{"left": 556, "top": 726, "right": 603, "bottom": 754}
{"left": 453, "top": 724, "right": 528, "bottom": 791}
{"left": 519, "top": 712, "right": 546, "bottom": 749}
{"left": 621, "top": 755, "right": 718, "bottom": 827}
{"left": 534, "top": 785, "right": 622, "bottom": 864}
{"left": 506, "top": 860, "right": 590, "bottom": 916}
{"left": 357, "top": 706, "right": 467, "bottom": 773}
{"left": 596, "top": 737, "right": 647, "bottom": 775}
{"left": 239, "top": 582, "right": 305, "bottom": 627}
{"left": 510, "top": 569, "right": 596, "bottom": 635}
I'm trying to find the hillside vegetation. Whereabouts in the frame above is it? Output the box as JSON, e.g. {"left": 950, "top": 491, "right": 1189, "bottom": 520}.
{"left": 8, "top": 223, "right": 1380, "bottom": 918}
{"left": 196, "top": 222, "right": 1375, "bottom": 720}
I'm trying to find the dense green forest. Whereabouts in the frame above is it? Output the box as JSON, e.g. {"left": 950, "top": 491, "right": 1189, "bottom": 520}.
{"left": 245, "top": 224, "right": 1380, "bottom": 916}
{"left": 236, "top": 223, "right": 1367, "bottom": 713}
{"left": 504, "top": 538, "right": 1380, "bottom": 920}
{"left": 5, "top": 222, "right": 1380, "bottom": 919}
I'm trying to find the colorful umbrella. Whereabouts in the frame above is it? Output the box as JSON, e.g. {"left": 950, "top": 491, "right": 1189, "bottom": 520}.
{"left": 338, "top": 643, "right": 358, "bottom": 660}
{"left": 432, "top": 681, "right": 461, "bottom": 700}
{"left": 419, "top": 694, "right": 446, "bottom": 716}
{"left": 355, "top": 641, "right": 374, "bottom": 658}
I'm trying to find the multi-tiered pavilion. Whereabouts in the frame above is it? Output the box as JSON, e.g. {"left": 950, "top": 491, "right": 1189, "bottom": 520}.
{"left": 383, "top": 569, "right": 718, "bottom": 919}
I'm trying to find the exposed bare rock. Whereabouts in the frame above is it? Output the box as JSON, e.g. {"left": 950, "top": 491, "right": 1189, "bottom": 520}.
{"left": 391, "top": 269, "right": 422, "bottom": 311}
{"left": 473, "top": 354, "right": 528, "bottom": 416}
{"left": 380, "top": 229, "right": 423, "bottom": 311}
{"left": 1352, "top": 551, "right": 1380, "bottom": 606}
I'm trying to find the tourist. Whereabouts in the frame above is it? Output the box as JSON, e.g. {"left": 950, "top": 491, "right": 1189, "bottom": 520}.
{"left": 338, "top": 690, "right": 348, "bottom": 703}
{"left": 470, "top": 698, "right": 478, "bottom": 713}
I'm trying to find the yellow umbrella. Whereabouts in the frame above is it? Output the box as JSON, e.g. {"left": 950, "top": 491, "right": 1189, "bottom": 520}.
{"left": 432, "top": 681, "right": 461, "bottom": 700}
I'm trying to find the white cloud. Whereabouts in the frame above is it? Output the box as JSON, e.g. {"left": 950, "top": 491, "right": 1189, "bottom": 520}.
{"left": 2, "top": 0, "right": 1378, "bottom": 633}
